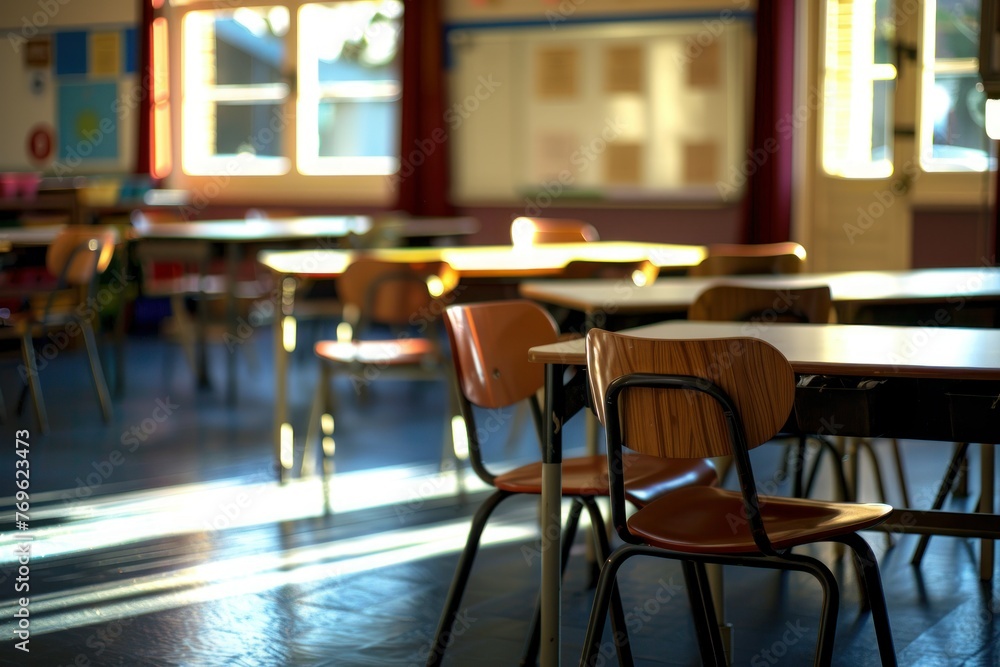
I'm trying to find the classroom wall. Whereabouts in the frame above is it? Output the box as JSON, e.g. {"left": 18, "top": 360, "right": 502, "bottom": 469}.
{"left": 0, "top": 0, "right": 139, "bottom": 174}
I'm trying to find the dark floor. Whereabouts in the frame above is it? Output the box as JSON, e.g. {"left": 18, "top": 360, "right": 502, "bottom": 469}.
{"left": 0, "top": 324, "right": 998, "bottom": 666}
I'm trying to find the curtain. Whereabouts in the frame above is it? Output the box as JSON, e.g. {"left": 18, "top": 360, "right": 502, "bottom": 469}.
{"left": 741, "top": 0, "right": 796, "bottom": 243}
{"left": 136, "top": 0, "right": 154, "bottom": 176}
{"left": 394, "top": 0, "right": 453, "bottom": 215}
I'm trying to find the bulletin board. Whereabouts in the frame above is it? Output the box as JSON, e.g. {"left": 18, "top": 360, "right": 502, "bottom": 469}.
{"left": 445, "top": 16, "right": 752, "bottom": 204}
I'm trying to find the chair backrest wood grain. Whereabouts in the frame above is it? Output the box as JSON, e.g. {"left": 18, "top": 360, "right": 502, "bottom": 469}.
{"left": 689, "top": 242, "right": 806, "bottom": 277}
{"left": 510, "top": 217, "right": 599, "bottom": 245}
{"left": 587, "top": 329, "right": 795, "bottom": 458}
{"left": 444, "top": 300, "right": 558, "bottom": 409}
{"left": 688, "top": 284, "right": 833, "bottom": 323}
{"left": 337, "top": 259, "right": 458, "bottom": 327}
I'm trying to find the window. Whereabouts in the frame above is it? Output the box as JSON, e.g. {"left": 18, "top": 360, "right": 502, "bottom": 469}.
{"left": 175, "top": 0, "right": 402, "bottom": 178}
{"left": 821, "top": 0, "right": 989, "bottom": 177}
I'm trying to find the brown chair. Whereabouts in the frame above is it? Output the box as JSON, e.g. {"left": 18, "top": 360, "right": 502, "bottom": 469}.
{"left": 5, "top": 226, "right": 119, "bottom": 432}
{"left": 302, "top": 259, "right": 460, "bottom": 479}
{"left": 427, "top": 300, "right": 717, "bottom": 667}
{"left": 688, "top": 241, "right": 807, "bottom": 277}
{"left": 561, "top": 259, "right": 659, "bottom": 284}
{"left": 583, "top": 329, "right": 897, "bottom": 666}
{"left": 688, "top": 284, "right": 852, "bottom": 501}
{"left": 689, "top": 284, "right": 833, "bottom": 324}
{"left": 510, "top": 216, "right": 599, "bottom": 245}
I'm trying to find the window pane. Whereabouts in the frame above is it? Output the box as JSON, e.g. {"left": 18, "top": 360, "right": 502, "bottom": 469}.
{"left": 925, "top": 72, "right": 989, "bottom": 169}
{"left": 872, "top": 78, "right": 894, "bottom": 162}
{"left": 215, "top": 103, "right": 285, "bottom": 157}
{"left": 934, "top": 0, "right": 981, "bottom": 60}
{"left": 874, "top": 0, "right": 893, "bottom": 65}
{"left": 215, "top": 11, "right": 286, "bottom": 86}
{"left": 298, "top": 1, "right": 403, "bottom": 174}
{"left": 318, "top": 101, "right": 398, "bottom": 157}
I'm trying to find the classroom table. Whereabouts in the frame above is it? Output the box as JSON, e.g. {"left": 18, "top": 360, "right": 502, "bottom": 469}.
{"left": 519, "top": 266, "right": 1000, "bottom": 326}
{"left": 257, "top": 241, "right": 708, "bottom": 480}
{"left": 134, "top": 215, "right": 478, "bottom": 402}
{"left": 528, "top": 320, "right": 1000, "bottom": 667}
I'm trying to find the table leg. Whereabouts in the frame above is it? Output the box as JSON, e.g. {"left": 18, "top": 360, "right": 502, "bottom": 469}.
{"left": 541, "top": 363, "right": 564, "bottom": 667}
{"left": 979, "top": 443, "right": 995, "bottom": 580}
{"left": 274, "top": 275, "right": 296, "bottom": 483}
{"left": 224, "top": 243, "right": 239, "bottom": 406}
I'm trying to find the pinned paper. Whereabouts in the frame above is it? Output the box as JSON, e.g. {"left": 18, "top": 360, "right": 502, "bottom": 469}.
{"left": 536, "top": 47, "right": 579, "bottom": 99}
{"left": 683, "top": 141, "right": 718, "bottom": 183}
{"left": 605, "top": 143, "right": 642, "bottom": 184}
{"left": 604, "top": 45, "right": 643, "bottom": 94}
{"left": 687, "top": 41, "right": 720, "bottom": 88}
{"left": 91, "top": 32, "right": 121, "bottom": 77}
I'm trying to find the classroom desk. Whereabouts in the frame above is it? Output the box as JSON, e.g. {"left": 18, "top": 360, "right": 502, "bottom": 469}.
{"left": 519, "top": 267, "right": 1000, "bottom": 325}
{"left": 528, "top": 321, "right": 1000, "bottom": 667}
{"left": 257, "top": 241, "right": 707, "bottom": 481}
{"left": 135, "top": 216, "right": 478, "bottom": 402}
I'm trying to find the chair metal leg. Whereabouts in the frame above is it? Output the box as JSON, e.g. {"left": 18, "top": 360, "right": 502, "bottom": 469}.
{"left": 911, "top": 441, "right": 971, "bottom": 566}
{"left": 833, "top": 533, "right": 897, "bottom": 666}
{"left": 81, "top": 320, "right": 113, "bottom": 423}
{"left": 20, "top": 330, "right": 48, "bottom": 433}
{"left": 803, "top": 435, "right": 851, "bottom": 502}
{"left": 302, "top": 361, "right": 330, "bottom": 478}
{"left": 889, "top": 439, "right": 910, "bottom": 508}
{"left": 855, "top": 439, "right": 894, "bottom": 549}
{"left": 521, "top": 499, "right": 584, "bottom": 666}
{"left": 791, "top": 437, "right": 807, "bottom": 497}
{"left": 581, "top": 497, "right": 634, "bottom": 667}
{"left": 580, "top": 545, "right": 639, "bottom": 667}
{"left": 427, "top": 490, "right": 512, "bottom": 667}
{"left": 682, "top": 560, "right": 727, "bottom": 666}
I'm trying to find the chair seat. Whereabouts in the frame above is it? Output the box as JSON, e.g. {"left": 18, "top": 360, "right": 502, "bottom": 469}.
{"left": 314, "top": 338, "right": 436, "bottom": 365}
{"left": 627, "top": 485, "right": 892, "bottom": 554}
{"left": 495, "top": 454, "right": 717, "bottom": 505}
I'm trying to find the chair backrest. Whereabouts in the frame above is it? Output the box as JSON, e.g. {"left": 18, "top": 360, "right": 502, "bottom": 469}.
{"left": 688, "top": 242, "right": 806, "bottom": 277}
{"left": 510, "top": 217, "right": 599, "bottom": 245}
{"left": 587, "top": 329, "right": 795, "bottom": 458}
{"left": 47, "top": 226, "right": 118, "bottom": 287}
{"left": 444, "top": 300, "right": 558, "bottom": 410}
{"left": 561, "top": 259, "right": 659, "bottom": 285}
{"left": 688, "top": 285, "right": 832, "bottom": 323}
{"left": 337, "top": 258, "right": 459, "bottom": 327}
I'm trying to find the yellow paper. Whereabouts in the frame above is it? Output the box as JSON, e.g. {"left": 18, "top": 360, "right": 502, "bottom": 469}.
{"left": 605, "top": 46, "right": 643, "bottom": 94}
{"left": 605, "top": 143, "right": 643, "bottom": 185}
{"left": 90, "top": 32, "right": 121, "bottom": 77}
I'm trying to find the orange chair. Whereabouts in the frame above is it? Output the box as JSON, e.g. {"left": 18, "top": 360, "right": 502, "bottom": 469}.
{"left": 688, "top": 241, "right": 807, "bottom": 277}
{"left": 510, "top": 216, "right": 599, "bottom": 245}
{"left": 302, "top": 259, "right": 459, "bottom": 479}
{"left": 582, "top": 329, "right": 896, "bottom": 666}
{"left": 427, "top": 300, "right": 717, "bottom": 666}
{"left": 6, "top": 226, "right": 118, "bottom": 431}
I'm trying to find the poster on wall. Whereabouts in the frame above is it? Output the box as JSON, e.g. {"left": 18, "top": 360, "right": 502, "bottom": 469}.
{"left": 56, "top": 81, "right": 119, "bottom": 164}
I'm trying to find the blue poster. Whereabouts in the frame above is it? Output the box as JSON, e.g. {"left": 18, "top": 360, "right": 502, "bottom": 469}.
{"left": 57, "top": 81, "right": 119, "bottom": 162}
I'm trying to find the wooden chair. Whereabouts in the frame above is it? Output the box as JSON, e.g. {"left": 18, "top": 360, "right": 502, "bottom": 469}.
{"left": 583, "top": 329, "right": 897, "bottom": 666}
{"left": 5, "top": 226, "right": 119, "bottom": 432}
{"left": 688, "top": 241, "right": 807, "bottom": 277}
{"left": 302, "top": 259, "right": 460, "bottom": 480}
{"left": 510, "top": 216, "right": 599, "bottom": 245}
{"left": 561, "top": 259, "right": 659, "bottom": 284}
{"left": 427, "top": 300, "right": 717, "bottom": 667}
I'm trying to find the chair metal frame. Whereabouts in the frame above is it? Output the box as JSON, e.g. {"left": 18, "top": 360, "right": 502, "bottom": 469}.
{"left": 14, "top": 227, "right": 117, "bottom": 432}
{"left": 581, "top": 332, "right": 897, "bottom": 667}
{"left": 428, "top": 300, "right": 717, "bottom": 667}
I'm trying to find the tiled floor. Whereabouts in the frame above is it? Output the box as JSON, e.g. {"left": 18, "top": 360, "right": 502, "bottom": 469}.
{"left": 0, "top": 325, "right": 998, "bottom": 666}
